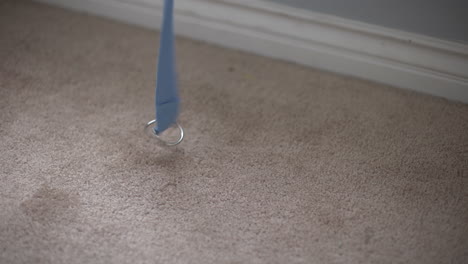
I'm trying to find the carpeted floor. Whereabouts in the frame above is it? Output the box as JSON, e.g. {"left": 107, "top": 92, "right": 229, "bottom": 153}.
{"left": 1, "top": 1, "right": 467, "bottom": 263}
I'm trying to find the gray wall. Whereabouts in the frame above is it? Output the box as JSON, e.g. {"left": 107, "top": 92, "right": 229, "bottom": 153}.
{"left": 268, "top": 0, "right": 468, "bottom": 43}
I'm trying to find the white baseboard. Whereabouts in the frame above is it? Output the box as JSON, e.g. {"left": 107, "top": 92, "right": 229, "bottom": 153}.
{"left": 36, "top": 0, "right": 468, "bottom": 103}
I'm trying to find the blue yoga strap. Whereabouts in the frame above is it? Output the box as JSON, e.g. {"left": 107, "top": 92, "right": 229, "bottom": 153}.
{"left": 144, "top": 0, "right": 183, "bottom": 146}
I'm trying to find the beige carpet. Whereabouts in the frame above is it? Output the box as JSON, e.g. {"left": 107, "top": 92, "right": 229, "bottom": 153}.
{"left": 1, "top": 1, "right": 468, "bottom": 263}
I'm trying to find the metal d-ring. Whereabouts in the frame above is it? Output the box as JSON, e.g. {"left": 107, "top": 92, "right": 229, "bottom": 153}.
{"left": 144, "top": 119, "right": 184, "bottom": 146}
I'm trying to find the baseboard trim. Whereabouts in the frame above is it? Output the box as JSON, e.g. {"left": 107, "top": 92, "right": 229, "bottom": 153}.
{"left": 36, "top": 0, "right": 468, "bottom": 103}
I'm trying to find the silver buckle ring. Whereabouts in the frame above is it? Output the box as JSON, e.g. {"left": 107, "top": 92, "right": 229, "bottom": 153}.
{"left": 144, "top": 119, "right": 184, "bottom": 146}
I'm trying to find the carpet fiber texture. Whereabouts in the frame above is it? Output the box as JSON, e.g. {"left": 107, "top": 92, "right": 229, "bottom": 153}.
{"left": 1, "top": 1, "right": 468, "bottom": 263}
